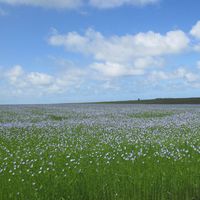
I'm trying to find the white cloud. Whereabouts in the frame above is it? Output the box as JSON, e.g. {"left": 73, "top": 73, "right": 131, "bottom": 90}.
{"left": 49, "top": 29, "right": 189, "bottom": 64}
{"left": 174, "top": 68, "right": 199, "bottom": 82}
{"left": 5, "top": 65, "right": 24, "bottom": 85}
{"left": 91, "top": 62, "right": 144, "bottom": 77}
{"left": 0, "top": 0, "right": 159, "bottom": 9}
{"left": 149, "top": 70, "right": 169, "bottom": 81}
{"left": 102, "top": 81, "right": 120, "bottom": 90}
{"left": 2, "top": 65, "right": 85, "bottom": 96}
{"left": 149, "top": 68, "right": 199, "bottom": 84}
{"left": 0, "top": 0, "right": 82, "bottom": 9}
{"left": 193, "top": 44, "right": 200, "bottom": 52}
{"left": 49, "top": 28, "right": 189, "bottom": 77}
{"left": 133, "top": 56, "right": 164, "bottom": 69}
{"left": 197, "top": 61, "right": 200, "bottom": 69}
{"left": 89, "top": 0, "right": 159, "bottom": 8}
{"left": 190, "top": 21, "right": 200, "bottom": 52}
{"left": 190, "top": 21, "right": 200, "bottom": 40}
{"left": 90, "top": 57, "right": 164, "bottom": 78}
{"left": 27, "top": 72, "right": 53, "bottom": 86}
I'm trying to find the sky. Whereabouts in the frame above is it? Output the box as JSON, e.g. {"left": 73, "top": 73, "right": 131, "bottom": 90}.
{"left": 0, "top": 0, "right": 200, "bottom": 104}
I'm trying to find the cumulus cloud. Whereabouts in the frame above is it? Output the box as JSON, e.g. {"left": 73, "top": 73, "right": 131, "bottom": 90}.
{"left": 49, "top": 28, "right": 189, "bottom": 77}
{"left": 49, "top": 29, "right": 189, "bottom": 63}
{"left": 89, "top": 0, "right": 159, "bottom": 8}
{"left": 197, "top": 61, "right": 200, "bottom": 68}
{"left": 5, "top": 65, "right": 24, "bottom": 85}
{"left": 149, "top": 68, "right": 199, "bottom": 84}
{"left": 190, "top": 21, "right": 200, "bottom": 52}
{"left": 90, "top": 57, "right": 164, "bottom": 78}
{"left": 0, "top": 0, "right": 82, "bottom": 9}
{"left": 90, "top": 62, "right": 144, "bottom": 77}
{"left": 190, "top": 21, "right": 200, "bottom": 40}
{"left": 0, "top": 0, "right": 159, "bottom": 9}
{"left": 27, "top": 72, "right": 54, "bottom": 86}
{"left": 2, "top": 65, "right": 85, "bottom": 96}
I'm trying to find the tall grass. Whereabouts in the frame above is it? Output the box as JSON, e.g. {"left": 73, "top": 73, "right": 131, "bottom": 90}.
{"left": 0, "top": 124, "right": 199, "bottom": 200}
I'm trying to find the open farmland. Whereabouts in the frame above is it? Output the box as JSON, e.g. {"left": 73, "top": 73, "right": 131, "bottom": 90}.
{"left": 0, "top": 104, "right": 200, "bottom": 200}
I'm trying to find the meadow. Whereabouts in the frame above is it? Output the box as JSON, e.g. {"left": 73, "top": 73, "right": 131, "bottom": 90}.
{"left": 0, "top": 104, "right": 200, "bottom": 200}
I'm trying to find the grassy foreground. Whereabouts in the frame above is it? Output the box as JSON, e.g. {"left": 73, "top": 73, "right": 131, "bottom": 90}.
{"left": 0, "top": 105, "right": 200, "bottom": 200}
{"left": 0, "top": 124, "right": 200, "bottom": 200}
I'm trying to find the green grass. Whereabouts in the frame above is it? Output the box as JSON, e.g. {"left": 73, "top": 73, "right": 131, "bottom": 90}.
{"left": 128, "top": 111, "right": 174, "bottom": 119}
{"left": 48, "top": 114, "right": 69, "bottom": 121}
{"left": 0, "top": 125, "right": 200, "bottom": 200}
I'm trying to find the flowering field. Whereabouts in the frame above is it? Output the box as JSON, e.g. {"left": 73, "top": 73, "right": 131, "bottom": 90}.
{"left": 0, "top": 104, "right": 200, "bottom": 200}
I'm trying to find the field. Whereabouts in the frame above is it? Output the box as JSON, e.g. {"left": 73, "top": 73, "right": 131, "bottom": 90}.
{"left": 95, "top": 97, "right": 200, "bottom": 104}
{"left": 0, "top": 104, "right": 200, "bottom": 200}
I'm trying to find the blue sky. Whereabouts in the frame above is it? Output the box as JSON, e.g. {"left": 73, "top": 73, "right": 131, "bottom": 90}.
{"left": 0, "top": 0, "right": 200, "bottom": 104}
